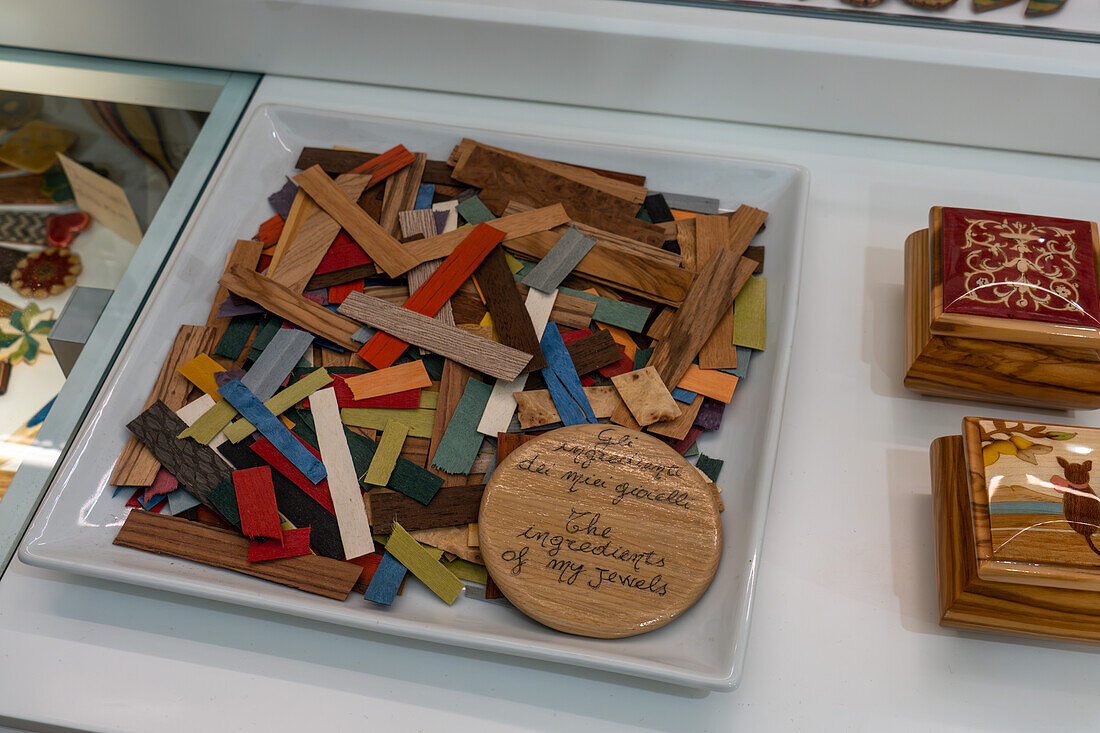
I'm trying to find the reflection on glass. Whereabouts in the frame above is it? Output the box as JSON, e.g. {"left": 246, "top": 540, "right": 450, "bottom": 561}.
{"left": 0, "top": 88, "right": 205, "bottom": 501}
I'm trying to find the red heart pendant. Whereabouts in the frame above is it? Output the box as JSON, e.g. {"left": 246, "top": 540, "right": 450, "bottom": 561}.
{"left": 46, "top": 211, "right": 91, "bottom": 247}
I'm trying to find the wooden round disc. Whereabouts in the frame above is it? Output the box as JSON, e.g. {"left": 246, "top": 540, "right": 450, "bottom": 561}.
{"left": 479, "top": 424, "right": 722, "bottom": 638}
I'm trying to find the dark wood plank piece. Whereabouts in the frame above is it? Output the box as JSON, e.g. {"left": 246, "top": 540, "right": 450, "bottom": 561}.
{"left": 473, "top": 246, "right": 546, "bottom": 372}
{"left": 113, "top": 510, "right": 360, "bottom": 600}
{"left": 367, "top": 484, "right": 484, "bottom": 532}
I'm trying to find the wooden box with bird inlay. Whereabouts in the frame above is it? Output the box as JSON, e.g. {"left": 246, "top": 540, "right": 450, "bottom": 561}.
{"left": 932, "top": 417, "right": 1100, "bottom": 645}
{"left": 904, "top": 206, "right": 1100, "bottom": 410}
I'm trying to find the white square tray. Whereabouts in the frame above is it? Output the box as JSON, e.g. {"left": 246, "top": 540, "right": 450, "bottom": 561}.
{"left": 20, "top": 103, "right": 807, "bottom": 690}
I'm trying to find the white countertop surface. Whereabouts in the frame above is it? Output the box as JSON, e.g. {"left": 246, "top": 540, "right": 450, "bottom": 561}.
{"left": 2, "top": 74, "right": 1100, "bottom": 731}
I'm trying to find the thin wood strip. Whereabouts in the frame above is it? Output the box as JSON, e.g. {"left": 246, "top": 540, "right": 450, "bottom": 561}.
{"left": 113, "top": 510, "right": 359, "bottom": 600}
{"left": 357, "top": 223, "right": 506, "bottom": 368}
{"left": 111, "top": 325, "right": 217, "bottom": 487}
{"left": 379, "top": 153, "right": 427, "bottom": 237}
{"left": 305, "top": 264, "right": 380, "bottom": 290}
{"left": 339, "top": 293, "right": 532, "bottom": 381}
{"left": 204, "top": 241, "right": 264, "bottom": 349}
{"left": 344, "top": 361, "right": 432, "bottom": 401}
{"left": 367, "top": 485, "right": 484, "bottom": 533}
{"left": 429, "top": 360, "right": 479, "bottom": 487}
{"left": 449, "top": 139, "right": 647, "bottom": 205}
{"left": 696, "top": 215, "right": 738, "bottom": 369}
{"left": 503, "top": 229, "right": 693, "bottom": 306}
{"left": 268, "top": 190, "right": 314, "bottom": 274}
{"left": 293, "top": 165, "right": 419, "bottom": 278}
{"left": 404, "top": 204, "right": 569, "bottom": 266}
{"left": 473, "top": 246, "right": 546, "bottom": 372}
{"left": 311, "top": 387, "right": 375, "bottom": 559}
{"left": 219, "top": 264, "right": 361, "bottom": 351}
{"left": 269, "top": 171, "right": 373, "bottom": 292}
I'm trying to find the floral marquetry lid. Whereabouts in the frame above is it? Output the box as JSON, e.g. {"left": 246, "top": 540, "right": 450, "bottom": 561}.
{"left": 940, "top": 207, "right": 1100, "bottom": 328}
{"left": 962, "top": 417, "right": 1100, "bottom": 591}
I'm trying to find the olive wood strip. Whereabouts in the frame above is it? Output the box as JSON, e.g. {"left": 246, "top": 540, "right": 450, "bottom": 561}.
{"left": 111, "top": 325, "right": 217, "bottom": 487}
{"left": 113, "top": 509, "right": 360, "bottom": 600}
{"left": 338, "top": 293, "right": 533, "bottom": 381}
{"left": 219, "top": 264, "right": 361, "bottom": 351}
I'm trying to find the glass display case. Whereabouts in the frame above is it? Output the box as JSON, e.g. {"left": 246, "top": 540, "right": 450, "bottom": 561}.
{"left": 0, "top": 46, "right": 257, "bottom": 571}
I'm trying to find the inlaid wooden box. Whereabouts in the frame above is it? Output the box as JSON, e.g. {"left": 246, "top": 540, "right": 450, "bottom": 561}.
{"left": 932, "top": 417, "right": 1100, "bottom": 644}
{"left": 904, "top": 206, "right": 1100, "bottom": 409}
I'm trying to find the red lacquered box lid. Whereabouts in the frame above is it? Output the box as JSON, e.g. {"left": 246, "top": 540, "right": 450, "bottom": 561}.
{"left": 941, "top": 207, "right": 1100, "bottom": 328}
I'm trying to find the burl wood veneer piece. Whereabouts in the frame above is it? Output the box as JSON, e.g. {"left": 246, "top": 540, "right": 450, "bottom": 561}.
{"left": 932, "top": 432, "right": 1100, "bottom": 644}
{"left": 904, "top": 226, "right": 1100, "bottom": 410}
{"left": 479, "top": 424, "right": 721, "bottom": 638}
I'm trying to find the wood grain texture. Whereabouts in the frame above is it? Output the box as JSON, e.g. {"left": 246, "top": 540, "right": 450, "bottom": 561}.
{"left": 647, "top": 395, "right": 705, "bottom": 441}
{"left": 611, "top": 367, "right": 681, "bottom": 426}
{"left": 695, "top": 215, "right": 737, "bottom": 369}
{"left": 564, "top": 329, "right": 623, "bottom": 375}
{"left": 219, "top": 264, "right": 361, "bottom": 352}
{"left": 473, "top": 246, "right": 546, "bottom": 372}
{"left": 114, "top": 509, "right": 360, "bottom": 600}
{"left": 646, "top": 251, "right": 757, "bottom": 388}
{"left": 270, "top": 170, "right": 373, "bottom": 291}
{"left": 204, "top": 240, "right": 263, "bottom": 348}
{"left": 268, "top": 189, "right": 313, "bottom": 275}
{"left": 367, "top": 484, "right": 484, "bottom": 532}
{"left": 379, "top": 153, "right": 426, "bottom": 237}
{"left": 338, "top": 293, "right": 533, "bottom": 381}
{"left": 513, "top": 386, "right": 622, "bottom": 429}
{"left": 503, "top": 228, "right": 694, "bottom": 307}
{"left": 904, "top": 229, "right": 1100, "bottom": 410}
{"left": 479, "top": 424, "right": 721, "bottom": 638}
{"left": 932, "top": 434, "right": 1100, "bottom": 644}
{"left": 293, "top": 165, "right": 418, "bottom": 278}
{"left": 111, "top": 325, "right": 217, "bottom": 487}
{"left": 450, "top": 139, "right": 647, "bottom": 205}
{"left": 405, "top": 204, "right": 570, "bottom": 266}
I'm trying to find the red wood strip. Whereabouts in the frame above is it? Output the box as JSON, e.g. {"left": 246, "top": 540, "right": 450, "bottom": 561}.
{"left": 357, "top": 223, "right": 505, "bottom": 368}
{"left": 314, "top": 231, "right": 372, "bottom": 275}
{"left": 302, "top": 375, "right": 420, "bottom": 409}
{"left": 347, "top": 145, "right": 415, "bottom": 181}
{"left": 233, "top": 466, "right": 283, "bottom": 540}
{"left": 248, "top": 527, "right": 312, "bottom": 562}
{"left": 250, "top": 436, "right": 336, "bottom": 514}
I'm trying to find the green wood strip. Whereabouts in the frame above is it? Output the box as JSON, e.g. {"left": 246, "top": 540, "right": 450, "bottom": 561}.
{"left": 731, "top": 275, "right": 766, "bottom": 351}
{"left": 455, "top": 195, "right": 495, "bottom": 225}
{"left": 385, "top": 520, "right": 464, "bottom": 604}
{"left": 695, "top": 454, "right": 724, "bottom": 483}
{"left": 214, "top": 313, "right": 260, "bottom": 360}
{"left": 178, "top": 398, "right": 237, "bottom": 443}
{"left": 558, "top": 287, "right": 651, "bottom": 332}
{"left": 363, "top": 420, "right": 409, "bottom": 486}
{"left": 430, "top": 377, "right": 491, "bottom": 474}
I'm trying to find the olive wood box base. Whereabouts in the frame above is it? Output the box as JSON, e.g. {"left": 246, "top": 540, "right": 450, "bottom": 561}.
{"left": 905, "top": 229, "right": 1100, "bottom": 410}
{"left": 931, "top": 434, "right": 1100, "bottom": 644}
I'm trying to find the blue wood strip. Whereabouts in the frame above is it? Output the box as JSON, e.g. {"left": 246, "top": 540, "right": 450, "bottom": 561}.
{"left": 539, "top": 325, "right": 596, "bottom": 425}
{"left": 414, "top": 184, "right": 435, "bottom": 210}
{"left": 364, "top": 551, "right": 407, "bottom": 605}
{"left": 220, "top": 379, "right": 327, "bottom": 483}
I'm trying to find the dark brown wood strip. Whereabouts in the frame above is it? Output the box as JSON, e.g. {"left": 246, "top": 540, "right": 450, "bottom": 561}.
{"left": 473, "top": 246, "right": 546, "bottom": 372}
{"left": 368, "top": 484, "right": 484, "bottom": 532}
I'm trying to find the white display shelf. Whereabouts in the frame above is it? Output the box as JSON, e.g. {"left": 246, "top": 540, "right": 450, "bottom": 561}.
{"left": 1, "top": 74, "right": 1099, "bottom": 731}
